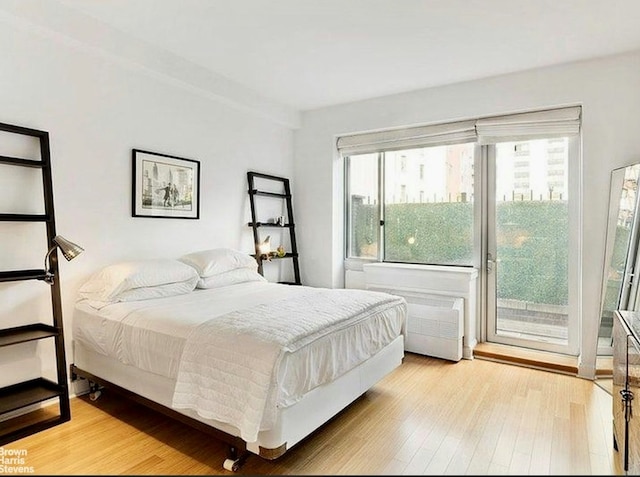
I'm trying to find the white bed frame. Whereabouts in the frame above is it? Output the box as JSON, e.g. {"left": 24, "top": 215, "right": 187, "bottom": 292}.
{"left": 70, "top": 335, "right": 404, "bottom": 470}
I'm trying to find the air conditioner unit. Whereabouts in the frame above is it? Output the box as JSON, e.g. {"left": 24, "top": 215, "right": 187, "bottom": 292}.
{"left": 362, "top": 262, "right": 477, "bottom": 360}
{"left": 403, "top": 294, "right": 464, "bottom": 362}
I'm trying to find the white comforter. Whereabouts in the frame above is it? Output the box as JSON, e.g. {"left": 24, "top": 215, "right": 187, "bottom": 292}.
{"left": 171, "top": 286, "right": 405, "bottom": 442}
{"left": 73, "top": 282, "right": 406, "bottom": 442}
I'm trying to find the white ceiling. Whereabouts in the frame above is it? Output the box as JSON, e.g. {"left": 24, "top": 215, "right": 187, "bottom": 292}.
{"left": 39, "top": 0, "right": 640, "bottom": 111}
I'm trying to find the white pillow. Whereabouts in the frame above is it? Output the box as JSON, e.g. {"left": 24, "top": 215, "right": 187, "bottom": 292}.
{"left": 179, "top": 248, "right": 258, "bottom": 277}
{"left": 197, "top": 268, "right": 267, "bottom": 289}
{"left": 77, "top": 259, "right": 199, "bottom": 304}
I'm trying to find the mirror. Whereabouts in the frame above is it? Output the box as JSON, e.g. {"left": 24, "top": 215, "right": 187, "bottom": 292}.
{"left": 598, "top": 163, "right": 640, "bottom": 354}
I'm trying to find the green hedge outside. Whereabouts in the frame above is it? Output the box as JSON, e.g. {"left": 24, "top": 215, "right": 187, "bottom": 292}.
{"left": 352, "top": 200, "right": 569, "bottom": 305}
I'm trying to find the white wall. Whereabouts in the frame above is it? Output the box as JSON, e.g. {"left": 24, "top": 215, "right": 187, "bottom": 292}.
{"left": 294, "top": 50, "right": 640, "bottom": 377}
{"left": 4, "top": 7, "right": 638, "bottom": 396}
{"left": 0, "top": 16, "right": 295, "bottom": 391}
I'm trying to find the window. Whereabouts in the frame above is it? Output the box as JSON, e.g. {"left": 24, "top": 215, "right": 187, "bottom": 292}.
{"left": 345, "top": 153, "right": 379, "bottom": 259}
{"left": 340, "top": 106, "right": 581, "bottom": 357}
{"left": 346, "top": 143, "right": 475, "bottom": 266}
{"left": 340, "top": 106, "right": 580, "bottom": 269}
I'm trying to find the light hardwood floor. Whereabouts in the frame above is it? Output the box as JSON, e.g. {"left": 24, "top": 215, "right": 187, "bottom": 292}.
{"left": 3, "top": 353, "right": 622, "bottom": 475}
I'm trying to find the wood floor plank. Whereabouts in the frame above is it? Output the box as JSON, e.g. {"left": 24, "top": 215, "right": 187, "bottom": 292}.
{"left": 401, "top": 446, "right": 436, "bottom": 475}
{"left": 379, "top": 457, "right": 408, "bottom": 475}
{"left": 2, "top": 353, "right": 620, "bottom": 475}
{"left": 569, "top": 401, "right": 593, "bottom": 475}
{"left": 529, "top": 378, "right": 554, "bottom": 474}
{"left": 550, "top": 415, "right": 572, "bottom": 475}
{"left": 508, "top": 450, "right": 531, "bottom": 475}
{"left": 444, "top": 406, "right": 492, "bottom": 474}
{"left": 423, "top": 434, "right": 461, "bottom": 474}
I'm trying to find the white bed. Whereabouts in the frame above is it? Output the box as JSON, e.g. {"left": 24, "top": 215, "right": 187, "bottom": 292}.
{"left": 71, "top": 278, "right": 406, "bottom": 469}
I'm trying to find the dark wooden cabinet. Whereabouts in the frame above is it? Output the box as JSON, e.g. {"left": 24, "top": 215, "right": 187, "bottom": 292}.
{"left": 613, "top": 310, "right": 640, "bottom": 473}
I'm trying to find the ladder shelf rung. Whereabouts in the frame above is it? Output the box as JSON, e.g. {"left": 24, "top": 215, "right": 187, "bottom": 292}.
{"left": 249, "top": 189, "right": 290, "bottom": 199}
{"left": 247, "top": 172, "right": 288, "bottom": 182}
{"left": 0, "top": 378, "right": 64, "bottom": 415}
{"left": 248, "top": 222, "right": 293, "bottom": 228}
{"left": 251, "top": 252, "right": 298, "bottom": 259}
{"left": 0, "top": 269, "right": 47, "bottom": 282}
{"left": 0, "top": 213, "right": 49, "bottom": 222}
{"left": 0, "top": 155, "right": 45, "bottom": 168}
{"left": 0, "top": 122, "right": 48, "bottom": 138}
{"left": 266, "top": 253, "right": 299, "bottom": 259}
{"left": 0, "top": 324, "right": 59, "bottom": 347}
{"left": 0, "top": 416, "right": 68, "bottom": 447}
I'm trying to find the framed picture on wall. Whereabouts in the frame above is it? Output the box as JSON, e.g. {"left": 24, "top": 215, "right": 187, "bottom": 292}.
{"left": 132, "top": 149, "right": 200, "bottom": 219}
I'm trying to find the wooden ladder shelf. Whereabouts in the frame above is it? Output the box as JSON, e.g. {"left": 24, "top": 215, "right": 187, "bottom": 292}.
{"left": 247, "top": 171, "right": 301, "bottom": 285}
{"left": 0, "top": 122, "right": 70, "bottom": 444}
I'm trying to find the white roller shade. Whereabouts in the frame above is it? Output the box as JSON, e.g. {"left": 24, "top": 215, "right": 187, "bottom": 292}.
{"left": 337, "top": 106, "right": 581, "bottom": 155}
{"left": 336, "top": 120, "right": 477, "bottom": 155}
{"left": 475, "top": 106, "right": 581, "bottom": 144}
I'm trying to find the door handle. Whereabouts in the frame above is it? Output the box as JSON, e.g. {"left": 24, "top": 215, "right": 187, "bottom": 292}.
{"left": 626, "top": 272, "right": 635, "bottom": 288}
{"left": 487, "top": 254, "right": 501, "bottom": 273}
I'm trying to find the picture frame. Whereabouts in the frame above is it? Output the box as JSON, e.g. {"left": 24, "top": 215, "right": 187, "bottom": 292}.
{"left": 132, "top": 149, "right": 200, "bottom": 219}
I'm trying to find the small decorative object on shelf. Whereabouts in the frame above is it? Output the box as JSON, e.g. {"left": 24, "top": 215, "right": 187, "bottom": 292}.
{"left": 276, "top": 245, "right": 286, "bottom": 258}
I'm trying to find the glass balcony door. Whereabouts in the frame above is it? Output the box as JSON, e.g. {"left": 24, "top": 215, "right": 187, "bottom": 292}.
{"left": 485, "top": 137, "right": 579, "bottom": 355}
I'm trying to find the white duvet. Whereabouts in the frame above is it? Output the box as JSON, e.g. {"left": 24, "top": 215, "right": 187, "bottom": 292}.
{"left": 73, "top": 282, "right": 406, "bottom": 442}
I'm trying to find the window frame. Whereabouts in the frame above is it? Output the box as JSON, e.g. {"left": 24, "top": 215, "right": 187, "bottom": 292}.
{"left": 340, "top": 106, "right": 581, "bottom": 273}
{"left": 344, "top": 144, "right": 480, "bottom": 269}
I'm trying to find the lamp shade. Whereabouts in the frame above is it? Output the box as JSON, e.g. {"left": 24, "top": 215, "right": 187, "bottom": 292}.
{"left": 52, "top": 235, "right": 84, "bottom": 261}
{"left": 43, "top": 235, "right": 84, "bottom": 285}
{"left": 258, "top": 235, "right": 271, "bottom": 256}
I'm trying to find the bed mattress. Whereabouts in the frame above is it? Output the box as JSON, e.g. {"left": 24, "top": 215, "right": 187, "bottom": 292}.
{"left": 73, "top": 281, "right": 406, "bottom": 413}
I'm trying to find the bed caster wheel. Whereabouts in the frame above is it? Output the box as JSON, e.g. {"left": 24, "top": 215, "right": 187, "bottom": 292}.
{"left": 224, "top": 445, "right": 248, "bottom": 471}
{"left": 88, "top": 381, "right": 102, "bottom": 401}
{"left": 223, "top": 458, "right": 240, "bottom": 472}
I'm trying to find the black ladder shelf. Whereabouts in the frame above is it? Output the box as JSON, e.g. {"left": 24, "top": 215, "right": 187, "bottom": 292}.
{"left": 247, "top": 171, "right": 301, "bottom": 285}
{"left": 0, "top": 122, "right": 70, "bottom": 444}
